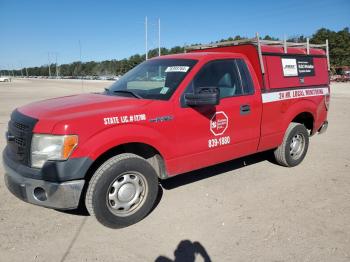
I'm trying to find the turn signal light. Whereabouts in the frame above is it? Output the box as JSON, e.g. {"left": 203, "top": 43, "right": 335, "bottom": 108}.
{"left": 62, "top": 135, "right": 79, "bottom": 159}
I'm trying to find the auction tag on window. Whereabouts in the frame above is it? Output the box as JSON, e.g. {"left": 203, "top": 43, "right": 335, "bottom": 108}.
{"left": 165, "top": 66, "right": 189, "bottom": 73}
{"left": 160, "top": 87, "right": 169, "bottom": 94}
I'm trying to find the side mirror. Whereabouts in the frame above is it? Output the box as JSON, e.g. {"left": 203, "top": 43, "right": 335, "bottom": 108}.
{"left": 184, "top": 87, "right": 220, "bottom": 106}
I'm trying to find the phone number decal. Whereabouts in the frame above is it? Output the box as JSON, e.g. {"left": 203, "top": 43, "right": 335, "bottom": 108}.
{"left": 208, "top": 136, "right": 230, "bottom": 148}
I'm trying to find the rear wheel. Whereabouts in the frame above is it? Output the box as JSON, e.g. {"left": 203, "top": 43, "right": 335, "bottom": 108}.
{"left": 85, "top": 153, "right": 159, "bottom": 228}
{"left": 274, "top": 122, "right": 309, "bottom": 167}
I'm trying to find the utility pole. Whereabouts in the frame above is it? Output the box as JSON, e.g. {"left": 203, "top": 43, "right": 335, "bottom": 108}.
{"left": 158, "top": 18, "right": 161, "bottom": 56}
{"left": 48, "top": 52, "right": 51, "bottom": 77}
{"left": 9, "top": 65, "right": 14, "bottom": 77}
{"left": 55, "top": 53, "right": 59, "bottom": 78}
{"left": 145, "top": 16, "right": 148, "bottom": 60}
{"left": 79, "top": 40, "right": 84, "bottom": 92}
{"left": 25, "top": 67, "right": 28, "bottom": 77}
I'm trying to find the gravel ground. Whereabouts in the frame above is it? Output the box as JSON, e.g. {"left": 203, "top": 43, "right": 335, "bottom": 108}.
{"left": 0, "top": 79, "right": 349, "bottom": 262}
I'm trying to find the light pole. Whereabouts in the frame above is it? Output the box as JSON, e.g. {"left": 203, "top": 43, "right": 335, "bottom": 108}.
{"left": 48, "top": 52, "right": 51, "bottom": 77}
{"left": 158, "top": 18, "right": 161, "bottom": 56}
{"left": 55, "top": 53, "right": 59, "bottom": 78}
{"left": 145, "top": 16, "right": 148, "bottom": 60}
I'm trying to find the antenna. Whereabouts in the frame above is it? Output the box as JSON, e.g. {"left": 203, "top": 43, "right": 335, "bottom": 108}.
{"left": 145, "top": 16, "right": 148, "bottom": 60}
{"left": 158, "top": 18, "right": 161, "bottom": 56}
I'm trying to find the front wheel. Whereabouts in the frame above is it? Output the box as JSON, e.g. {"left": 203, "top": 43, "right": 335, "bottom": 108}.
{"left": 274, "top": 122, "right": 309, "bottom": 167}
{"left": 85, "top": 153, "right": 159, "bottom": 228}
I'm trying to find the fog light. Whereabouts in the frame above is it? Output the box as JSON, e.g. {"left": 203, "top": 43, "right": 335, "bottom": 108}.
{"left": 33, "top": 187, "right": 47, "bottom": 201}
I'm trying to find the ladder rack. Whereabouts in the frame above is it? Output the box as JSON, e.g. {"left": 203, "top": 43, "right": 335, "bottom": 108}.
{"left": 185, "top": 33, "right": 330, "bottom": 72}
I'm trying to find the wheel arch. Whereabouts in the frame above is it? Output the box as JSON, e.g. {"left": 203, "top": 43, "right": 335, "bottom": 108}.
{"left": 284, "top": 100, "right": 317, "bottom": 136}
{"left": 85, "top": 142, "right": 168, "bottom": 183}
{"left": 291, "top": 111, "right": 315, "bottom": 134}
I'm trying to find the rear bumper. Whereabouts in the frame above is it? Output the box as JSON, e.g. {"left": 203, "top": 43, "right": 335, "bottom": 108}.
{"left": 318, "top": 121, "right": 328, "bottom": 134}
{"left": 3, "top": 156, "right": 85, "bottom": 210}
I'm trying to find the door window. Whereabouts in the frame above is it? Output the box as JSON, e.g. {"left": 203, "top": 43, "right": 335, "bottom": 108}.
{"left": 236, "top": 59, "right": 255, "bottom": 95}
{"left": 185, "top": 59, "right": 247, "bottom": 99}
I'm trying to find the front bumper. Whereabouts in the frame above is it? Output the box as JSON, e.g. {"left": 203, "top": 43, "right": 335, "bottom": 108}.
{"left": 3, "top": 154, "right": 85, "bottom": 210}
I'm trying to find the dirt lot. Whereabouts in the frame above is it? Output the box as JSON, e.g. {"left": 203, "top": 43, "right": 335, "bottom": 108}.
{"left": 0, "top": 79, "right": 349, "bottom": 262}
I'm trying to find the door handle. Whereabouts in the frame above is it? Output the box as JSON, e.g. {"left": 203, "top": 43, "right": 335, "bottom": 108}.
{"left": 240, "top": 104, "right": 251, "bottom": 115}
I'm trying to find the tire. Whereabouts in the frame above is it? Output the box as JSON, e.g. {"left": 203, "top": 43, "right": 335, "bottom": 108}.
{"left": 85, "top": 153, "right": 159, "bottom": 228}
{"left": 274, "top": 122, "right": 309, "bottom": 167}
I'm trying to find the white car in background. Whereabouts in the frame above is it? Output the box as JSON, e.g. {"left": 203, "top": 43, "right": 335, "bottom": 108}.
{"left": 0, "top": 76, "right": 11, "bottom": 82}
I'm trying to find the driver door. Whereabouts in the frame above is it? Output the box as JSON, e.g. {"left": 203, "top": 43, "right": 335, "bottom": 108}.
{"left": 172, "top": 59, "right": 262, "bottom": 175}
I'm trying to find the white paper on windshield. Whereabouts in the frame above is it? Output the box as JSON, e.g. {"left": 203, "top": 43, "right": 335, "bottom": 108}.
{"left": 160, "top": 87, "right": 169, "bottom": 94}
{"left": 165, "top": 66, "right": 189, "bottom": 73}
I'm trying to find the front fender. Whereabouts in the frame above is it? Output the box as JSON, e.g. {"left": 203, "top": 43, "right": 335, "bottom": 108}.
{"left": 72, "top": 124, "right": 172, "bottom": 161}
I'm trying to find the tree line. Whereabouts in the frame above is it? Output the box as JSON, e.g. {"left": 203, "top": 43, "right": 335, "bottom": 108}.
{"left": 2, "top": 27, "right": 349, "bottom": 77}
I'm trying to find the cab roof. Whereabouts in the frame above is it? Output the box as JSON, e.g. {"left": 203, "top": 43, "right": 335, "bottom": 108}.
{"left": 152, "top": 52, "right": 245, "bottom": 61}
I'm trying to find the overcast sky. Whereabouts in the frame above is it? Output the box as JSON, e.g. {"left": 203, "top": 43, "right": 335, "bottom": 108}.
{"left": 0, "top": 0, "right": 349, "bottom": 69}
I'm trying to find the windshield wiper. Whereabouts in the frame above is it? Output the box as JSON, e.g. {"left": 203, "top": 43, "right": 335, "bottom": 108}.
{"left": 111, "top": 90, "right": 143, "bottom": 99}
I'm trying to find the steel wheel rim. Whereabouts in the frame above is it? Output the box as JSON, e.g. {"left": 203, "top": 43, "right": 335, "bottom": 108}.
{"left": 289, "top": 133, "right": 305, "bottom": 160}
{"left": 106, "top": 171, "right": 148, "bottom": 217}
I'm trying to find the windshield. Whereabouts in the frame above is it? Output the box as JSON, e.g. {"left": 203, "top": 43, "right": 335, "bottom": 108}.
{"left": 108, "top": 59, "right": 197, "bottom": 100}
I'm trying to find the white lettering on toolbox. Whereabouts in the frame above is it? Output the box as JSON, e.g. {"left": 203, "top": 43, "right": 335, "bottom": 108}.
{"left": 262, "top": 87, "right": 329, "bottom": 103}
{"left": 104, "top": 114, "right": 146, "bottom": 125}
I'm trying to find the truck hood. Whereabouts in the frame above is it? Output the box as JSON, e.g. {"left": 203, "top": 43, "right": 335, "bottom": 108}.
{"left": 18, "top": 93, "right": 153, "bottom": 120}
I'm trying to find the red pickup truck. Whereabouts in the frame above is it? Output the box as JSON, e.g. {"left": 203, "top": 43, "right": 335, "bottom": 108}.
{"left": 3, "top": 37, "right": 330, "bottom": 228}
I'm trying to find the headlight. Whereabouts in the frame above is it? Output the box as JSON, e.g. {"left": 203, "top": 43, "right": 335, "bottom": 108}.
{"left": 31, "top": 134, "right": 78, "bottom": 168}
